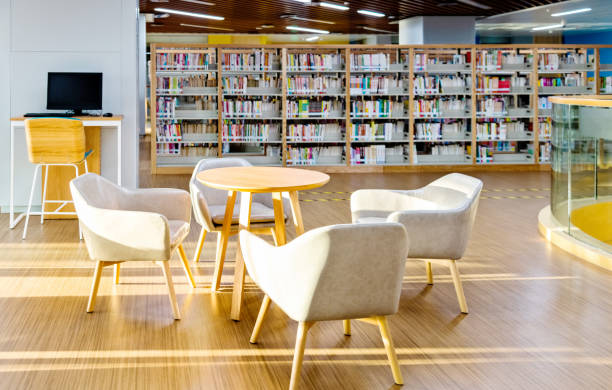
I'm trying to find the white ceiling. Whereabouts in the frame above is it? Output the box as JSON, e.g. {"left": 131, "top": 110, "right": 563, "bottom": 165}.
{"left": 476, "top": 0, "right": 612, "bottom": 35}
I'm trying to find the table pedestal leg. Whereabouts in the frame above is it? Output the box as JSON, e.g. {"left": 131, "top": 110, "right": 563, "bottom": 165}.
{"left": 230, "top": 192, "right": 252, "bottom": 321}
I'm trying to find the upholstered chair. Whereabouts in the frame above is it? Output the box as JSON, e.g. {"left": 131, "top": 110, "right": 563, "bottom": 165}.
{"left": 350, "top": 173, "right": 483, "bottom": 314}
{"left": 70, "top": 173, "right": 196, "bottom": 320}
{"left": 189, "top": 158, "right": 291, "bottom": 292}
{"left": 240, "top": 223, "right": 409, "bottom": 390}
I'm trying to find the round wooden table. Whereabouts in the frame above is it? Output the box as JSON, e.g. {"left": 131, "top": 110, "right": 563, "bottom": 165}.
{"left": 197, "top": 166, "right": 330, "bottom": 320}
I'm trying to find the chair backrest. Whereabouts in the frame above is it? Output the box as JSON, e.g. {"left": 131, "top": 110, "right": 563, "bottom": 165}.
{"left": 240, "top": 223, "right": 409, "bottom": 322}
{"left": 190, "top": 157, "right": 251, "bottom": 206}
{"left": 426, "top": 173, "right": 483, "bottom": 221}
{"left": 25, "top": 118, "right": 86, "bottom": 164}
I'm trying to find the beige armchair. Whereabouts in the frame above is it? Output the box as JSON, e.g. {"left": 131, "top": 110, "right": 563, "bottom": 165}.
{"left": 350, "top": 173, "right": 483, "bottom": 314}
{"left": 189, "top": 158, "right": 291, "bottom": 291}
{"left": 240, "top": 223, "right": 409, "bottom": 390}
{"left": 70, "top": 173, "right": 196, "bottom": 320}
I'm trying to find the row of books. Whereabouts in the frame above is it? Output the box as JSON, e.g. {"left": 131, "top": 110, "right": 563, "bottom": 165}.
{"left": 538, "top": 96, "right": 552, "bottom": 110}
{"left": 157, "top": 121, "right": 217, "bottom": 142}
{"left": 351, "top": 121, "right": 405, "bottom": 141}
{"left": 350, "top": 145, "right": 405, "bottom": 165}
{"left": 430, "top": 144, "right": 466, "bottom": 156}
{"left": 221, "top": 121, "right": 280, "bottom": 141}
{"left": 287, "top": 123, "right": 343, "bottom": 141}
{"left": 157, "top": 75, "right": 216, "bottom": 91}
{"left": 476, "top": 52, "right": 531, "bottom": 70}
{"left": 415, "top": 121, "right": 467, "bottom": 140}
{"left": 476, "top": 121, "right": 527, "bottom": 140}
{"left": 351, "top": 100, "right": 404, "bottom": 117}
{"left": 157, "top": 144, "right": 218, "bottom": 157}
{"left": 287, "top": 53, "right": 343, "bottom": 70}
{"left": 538, "top": 53, "right": 589, "bottom": 70}
{"left": 414, "top": 53, "right": 467, "bottom": 70}
{"left": 350, "top": 76, "right": 403, "bottom": 94}
{"left": 287, "top": 100, "right": 343, "bottom": 117}
{"left": 287, "top": 76, "right": 343, "bottom": 94}
{"left": 476, "top": 76, "right": 528, "bottom": 91}
{"left": 350, "top": 53, "right": 392, "bottom": 70}
{"left": 540, "top": 142, "right": 551, "bottom": 162}
{"left": 222, "top": 100, "right": 280, "bottom": 117}
{"left": 286, "top": 146, "right": 343, "bottom": 165}
{"left": 414, "top": 75, "right": 470, "bottom": 93}
{"left": 538, "top": 74, "right": 584, "bottom": 87}
{"left": 413, "top": 98, "right": 469, "bottom": 116}
{"left": 157, "top": 53, "right": 214, "bottom": 70}
{"left": 476, "top": 97, "right": 507, "bottom": 116}
{"left": 222, "top": 75, "right": 280, "bottom": 91}
{"left": 539, "top": 118, "right": 552, "bottom": 138}
{"left": 156, "top": 97, "right": 218, "bottom": 117}
{"left": 221, "top": 52, "right": 280, "bottom": 71}
{"left": 602, "top": 76, "right": 612, "bottom": 93}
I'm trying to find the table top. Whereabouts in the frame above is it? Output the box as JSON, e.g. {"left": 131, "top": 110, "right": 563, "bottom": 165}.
{"left": 197, "top": 166, "right": 330, "bottom": 193}
{"left": 11, "top": 116, "right": 124, "bottom": 122}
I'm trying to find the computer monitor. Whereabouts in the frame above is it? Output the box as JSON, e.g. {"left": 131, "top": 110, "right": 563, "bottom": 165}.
{"left": 47, "top": 72, "right": 103, "bottom": 115}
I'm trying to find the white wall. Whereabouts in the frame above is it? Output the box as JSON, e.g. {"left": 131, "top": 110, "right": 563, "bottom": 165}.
{"left": 0, "top": 0, "right": 139, "bottom": 211}
{"left": 400, "top": 16, "right": 476, "bottom": 44}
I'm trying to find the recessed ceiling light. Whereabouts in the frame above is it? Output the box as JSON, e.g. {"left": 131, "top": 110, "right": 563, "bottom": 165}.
{"left": 306, "top": 36, "right": 319, "bottom": 41}
{"left": 457, "top": 0, "right": 491, "bottom": 10}
{"left": 290, "top": 16, "right": 335, "bottom": 25}
{"left": 532, "top": 23, "right": 564, "bottom": 31}
{"left": 180, "top": 0, "right": 215, "bottom": 5}
{"left": 362, "top": 26, "right": 396, "bottom": 33}
{"left": 154, "top": 7, "right": 224, "bottom": 20}
{"left": 260, "top": 24, "right": 275, "bottom": 28}
{"left": 150, "top": 23, "right": 164, "bottom": 27}
{"left": 320, "top": 2, "right": 349, "bottom": 11}
{"left": 551, "top": 8, "right": 592, "bottom": 17}
{"left": 292, "top": 0, "right": 311, "bottom": 3}
{"left": 154, "top": 13, "right": 169, "bottom": 18}
{"left": 286, "top": 25, "right": 330, "bottom": 34}
{"left": 180, "top": 23, "right": 233, "bottom": 31}
{"left": 357, "top": 9, "right": 385, "bottom": 17}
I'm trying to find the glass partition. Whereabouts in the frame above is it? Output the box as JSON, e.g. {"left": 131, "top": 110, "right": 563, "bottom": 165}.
{"left": 551, "top": 98, "right": 612, "bottom": 252}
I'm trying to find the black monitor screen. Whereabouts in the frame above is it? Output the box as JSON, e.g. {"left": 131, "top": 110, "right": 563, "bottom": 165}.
{"left": 47, "top": 72, "right": 102, "bottom": 111}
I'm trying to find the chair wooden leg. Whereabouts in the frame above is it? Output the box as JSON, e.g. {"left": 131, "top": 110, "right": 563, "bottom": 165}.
{"left": 212, "top": 191, "right": 236, "bottom": 292}
{"left": 426, "top": 261, "right": 433, "bottom": 285}
{"left": 375, "top": 316, "right": 403, "bottom": 385}
{"left": 449, "top": 260, "right": 468, "bottom": 314}
{"left": 193, "top": 228, "right": 207, "bottom": 263}
{"left": 178, "top": 244, "right": 197, "bottom": 288}
{"left": 159, "top": 260, "right": 181, "bottom": 320}
{"left": 87, "top": 261, "right": 105, "bottom": 313}
{"left": 114, "top": 264, "right": 120, "bottom": 285}
{"left": 250, "top": 294, "right": 272, "bottom": 344}
{"left": 343, "top": 320, "right": 351, "bottom": 336}
{"left": 290, "top": 321, "right": 314, "bottom": 390}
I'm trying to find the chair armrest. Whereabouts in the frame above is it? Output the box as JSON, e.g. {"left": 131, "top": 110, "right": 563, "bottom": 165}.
{"left": 350, "top": 189, "right": 433, "bottom": 222}
{"left": 189, "top": 181, "right": 215, "bottom": 231}
{"left": 387, "top": 208, "right": 471, "bottom": 259}
{"left": 80, "top": 207, "right": 171, "bottom": 261}
{"left": 121, "top": 188, "right": 191, "bottom": 223}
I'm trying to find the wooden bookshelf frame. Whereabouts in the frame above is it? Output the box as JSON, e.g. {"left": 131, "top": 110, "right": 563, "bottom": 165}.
{"left": 150, "top": 43, "right": 612, "bottom": 174}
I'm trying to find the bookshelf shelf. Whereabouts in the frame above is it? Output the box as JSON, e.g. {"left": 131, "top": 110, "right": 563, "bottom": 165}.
{"left": 150, "top": 43, "right": 611, "bottom": 174}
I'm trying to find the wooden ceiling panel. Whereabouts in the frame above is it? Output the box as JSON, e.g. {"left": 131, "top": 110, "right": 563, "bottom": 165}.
{"left": 139, "top": 0, "right": 565, "bottom": 34}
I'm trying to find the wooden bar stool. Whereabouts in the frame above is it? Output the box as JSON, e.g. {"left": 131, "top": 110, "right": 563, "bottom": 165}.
{"left": 22, "top": 118, "right": 92, "bottom": 240}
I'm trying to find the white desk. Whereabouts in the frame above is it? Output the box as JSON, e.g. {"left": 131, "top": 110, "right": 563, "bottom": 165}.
{"left": 9, "top": 116, "right": 123, "bottom": 229}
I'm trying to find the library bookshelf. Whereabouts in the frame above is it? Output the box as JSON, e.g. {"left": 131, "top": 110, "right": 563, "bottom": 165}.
{"left": 150, "top": 44, "right": 612, "bottom": 174}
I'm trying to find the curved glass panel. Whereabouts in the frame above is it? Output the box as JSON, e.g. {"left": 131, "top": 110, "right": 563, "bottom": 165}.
{"left": 551, "top": 101, "right": 612, "bottom": 252}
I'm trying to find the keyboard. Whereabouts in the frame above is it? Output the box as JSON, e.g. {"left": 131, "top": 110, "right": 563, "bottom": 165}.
{"left": 24, "top": 113, "right": 76, "bottom": 118}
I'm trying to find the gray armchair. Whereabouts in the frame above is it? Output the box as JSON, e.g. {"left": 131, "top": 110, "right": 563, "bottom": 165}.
{"left": 240, "top": 223, "right": 409, "bottom": 389}
{"left": 70, "top": 173, "right": 196, "bottom": 320}
{"left": 189, "top": 157, "right": 291, "bottom": 291}
{"left": 351, "top": 173, "right": 483, "bottom": 313}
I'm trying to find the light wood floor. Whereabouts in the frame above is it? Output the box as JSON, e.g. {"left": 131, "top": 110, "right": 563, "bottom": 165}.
{"left": 1, "top": 139, "right": 612, "bottom": 389}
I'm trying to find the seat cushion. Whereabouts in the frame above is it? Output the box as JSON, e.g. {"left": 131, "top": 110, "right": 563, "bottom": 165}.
{"left": 168, "top": 219, "right": 190, "bottom": 250}
{"left": 355, "top": 216, "right": 388, "bottom": 224}
{"left": 209, "top": 202, "right": 280, "bottom": 225}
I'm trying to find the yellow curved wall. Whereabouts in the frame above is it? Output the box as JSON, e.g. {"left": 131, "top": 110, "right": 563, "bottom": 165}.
{"left": 570, "top": 202, "right": 612, "bottom": 246}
